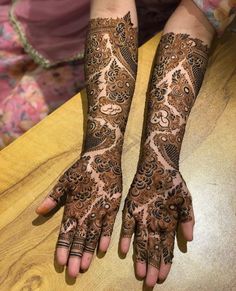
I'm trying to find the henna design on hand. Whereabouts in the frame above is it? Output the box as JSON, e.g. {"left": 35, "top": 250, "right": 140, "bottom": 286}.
{"left": 122, "top": 33, "right": 209, "bottom": 268}
{"left": 47, "top": 13, "right": 138, "bottom": 258}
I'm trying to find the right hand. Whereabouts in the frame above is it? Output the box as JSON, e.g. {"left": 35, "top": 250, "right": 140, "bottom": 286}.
{"left": 36, "top": 145, "right": 122, "bottom": 277}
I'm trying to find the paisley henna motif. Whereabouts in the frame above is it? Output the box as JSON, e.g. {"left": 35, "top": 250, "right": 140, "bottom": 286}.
{"left": 122, "top": 33, "right": 208, "bottom": 268}
{"left": 48, "top": 13, "right": 138, "bottom": 258}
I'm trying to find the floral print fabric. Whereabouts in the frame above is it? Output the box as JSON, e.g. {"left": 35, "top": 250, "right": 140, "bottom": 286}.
{"left": 0, "top": 21, "right": 85, "bottom": 149}
{"left": 193, "top": 0, "right": 236, "bottom": 35}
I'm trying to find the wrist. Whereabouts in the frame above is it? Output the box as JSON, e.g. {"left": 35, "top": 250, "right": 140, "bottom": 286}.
{"left": 83, "top": 116, "right": 125, "bottom": 152}
{"left": 83, "top": 130, "right": 124, "bottom": 157}
{"left": 141, "top": 140, "right": 181, "bottom": 171}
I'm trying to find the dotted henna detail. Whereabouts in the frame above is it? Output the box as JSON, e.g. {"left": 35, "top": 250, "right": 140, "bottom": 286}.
{"left": 48, "top": 13, "right": 138, "bottom": 257}
{"left": 122, "top": 33, "right": 208, "bottom": 268}
{"left": 84, "top": 12, "right": 138, "bottom": 152}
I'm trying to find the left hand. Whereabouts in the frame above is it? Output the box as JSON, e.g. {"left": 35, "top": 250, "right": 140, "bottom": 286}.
{"left": 120, "top": 145, "right": 195, "bottom": 287}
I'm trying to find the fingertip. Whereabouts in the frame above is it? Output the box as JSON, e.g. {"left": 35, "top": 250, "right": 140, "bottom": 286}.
{"left": 67, "top": 256, "right": 81, "bottom": 278}
{"left": 135, "top": 261, "right": 147, "bottom": 279}
{"left": 56, "top": 247, "right": 69, "bottom": 266}
{"left": 157, "top": 278, "right": 165, "bottom": 284}
{"left": 99, "top": 236, "right": 110, "bottom": 252}
{"left": 186, "top": 234, "right": 194, "bottom": 242}
{"left": 35, "top": 197, "right": 57, "bottom": 215}
{"left": 145, "top": 265, "right": 159, "bottom": 288}
{"left": 120, "top": 237, "right": 131, "bottom": 254}
{"left": 67, "top": 269, "right": 78, "bottom": 278}
{"left": 180, "top": 220, "right": 194, "bottom": 241}
{"left": 157, "top": 262, "right": 171, "bottom": 284}
{"left": 81, "top": 252, "right": 93, "bottom": 271}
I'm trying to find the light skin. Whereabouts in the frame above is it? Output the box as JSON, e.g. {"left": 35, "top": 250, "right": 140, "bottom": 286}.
{"left": 37, "top": 0, "right": 138, "bottom": 279}
{"left": 36, "top": 0, "right": 215, "bottom": 288}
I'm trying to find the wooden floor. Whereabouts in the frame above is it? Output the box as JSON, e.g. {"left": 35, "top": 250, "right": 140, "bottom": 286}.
{"left": 0, "top": 31, "right": 235, "bottom": 291}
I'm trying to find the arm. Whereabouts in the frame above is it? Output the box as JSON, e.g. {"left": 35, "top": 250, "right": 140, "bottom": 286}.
{"left": 121, "top": 0, "right": 215, "bottom": 288}
{"left": 36, "top": 0, "right": 138, "bottom": 278}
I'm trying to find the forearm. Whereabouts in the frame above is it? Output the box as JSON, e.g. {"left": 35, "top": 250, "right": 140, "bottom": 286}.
{"left": 143, "top": 0, "right": 215, "bottom": 170}
{"left": 83, "top": 0, "right": 138, "bottom": 155}
{"left": 163, "top": 0, "right": 215, "bottom": 45}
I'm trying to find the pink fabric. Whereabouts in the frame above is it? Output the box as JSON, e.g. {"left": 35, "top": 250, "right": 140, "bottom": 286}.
{"left": 12, "top": 0, "right": 90, "bottom": 65}
{"left": 9, "top": 0, "right": 236, "bottom": 68}
{"left": 10, "top": 0, "right": 180, "bottom": 65}
{"left": 0, "top": 19, "right": 85, "bottom": 149}
{"left": 0, "top": 4, "right": 9, "bottom": 21}
{"left": 193, "top": 0, "right": 236, "bottom": 35}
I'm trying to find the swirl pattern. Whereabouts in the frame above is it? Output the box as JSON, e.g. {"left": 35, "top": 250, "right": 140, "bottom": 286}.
{"left": 122, "top": 32, "right": 209, "bottom": 268}
{"left": 48, "top": 13, "right": 138, "bottom": 258}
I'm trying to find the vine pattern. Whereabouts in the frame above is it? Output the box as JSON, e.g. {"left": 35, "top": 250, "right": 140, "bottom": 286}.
{"left": 48, "top": 13, "right": 138, "bottom": 257}
{"left": 122, "top": 33, "right": 209, "bottom": 267}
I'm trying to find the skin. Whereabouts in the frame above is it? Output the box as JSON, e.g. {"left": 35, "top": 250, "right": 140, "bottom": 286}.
{"left": 119, "top": 1, "right": 214, "bottom": 287}
{"left": 37, "top": 7, "right": 138, "bottom": 278}
{"left": 36, "top": 0, "right": 215, "bottom": 287}
{"left": 120, "top": 31, "right": 209, "bottom": 287}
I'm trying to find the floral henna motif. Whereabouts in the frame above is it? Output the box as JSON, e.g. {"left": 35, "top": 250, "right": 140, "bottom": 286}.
{"left": 122, "top": 33, "right": 209, "bottom": 268}
{"left": 48, "top": 13, "right": 138, "bottom": 258}
{"left": 85, "top": 12, "right": 138, "bottom": 140}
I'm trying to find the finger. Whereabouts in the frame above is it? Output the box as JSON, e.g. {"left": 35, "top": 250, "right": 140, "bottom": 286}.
{"left": 120, "top": 203, "right": 136, "bottom": 254}
{"left": 56, "top": 217, "right": 77, "bottom": 265}
{"left": 67, "top": 256, "right": 81, "bottom": 278}
{"left": 36, "top": 178, "right": 68, "bottom": 215}
{"left": 160, "top": 230, "right": 175, "bottom": 265}
{"left": 179, "top": 207, "right": 195, "bottom": 241}
{"left": 136, "top": 261, "right": 147, "bottom": 279}
{"left": 99, "top": 212, "right": 116, "bottom": 252}
{"left": 67, "top": 225, "right": 87, "bottom": 278}
{"left": 99, "top": 236, "right": 111, "bottom": 253}
{"left": 157, "top": 256, "right": 171, "bottom": 284}
{"left": 135, "top": 223, "right": 148, "bottom": 278}
{"left": 145, "top": 233, "right": 161, "bottom": 287}
{"left": 178, "top": 185, "right": 193, "bottom": 223}
{"left": 121, "top": 211, "right": 136, "bottom": 239}
{"left": 35, "top": 197, "right": 57, "bottom": 215}
{"left": 155, "top": 231, "right": 175, "bottom": 285}
{"left": 81, "top": 216, "right": 102, "bottom": 270}
{"left": 178, "top": 186, "right": 195, "bottom": 241}
{"left": 80, "top": 252, "right": 93, "bottom": 271}
{"left": 145, "top": 265, "right": 159, "bottom": 288}
{"left": 120, "top": 237, "right": 132, "bottom": 254}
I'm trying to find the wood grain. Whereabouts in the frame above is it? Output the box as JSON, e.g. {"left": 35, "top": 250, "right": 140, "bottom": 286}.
{"left": 0, "top": 31, "right": 235, "bottom": 291}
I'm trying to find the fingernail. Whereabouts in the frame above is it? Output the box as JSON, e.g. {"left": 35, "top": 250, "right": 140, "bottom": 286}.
{"left": 36, "top": 205, "right": 48, "bottom": 215}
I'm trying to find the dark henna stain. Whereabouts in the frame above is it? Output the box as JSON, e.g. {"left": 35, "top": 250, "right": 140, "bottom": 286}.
{"left": 48, "top": 13, "right": 138, "bottom": 257}
{"left": 84, "top": 12, "right": 138, "bottom": 151}
{"left": 122, "top": 33, "right": 208, "bottom": 268}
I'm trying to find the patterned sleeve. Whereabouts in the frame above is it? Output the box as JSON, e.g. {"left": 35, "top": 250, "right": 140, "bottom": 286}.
{"left": 192, "top": 0, "right": 236, "bottom": 35}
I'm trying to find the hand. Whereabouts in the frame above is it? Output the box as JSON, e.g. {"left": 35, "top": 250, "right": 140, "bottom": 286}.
{"left": 120, "top": 144, "right": 195, "bottom": 287}
{"left": 36, "top": 143, "right": 122, "bottom": 277}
